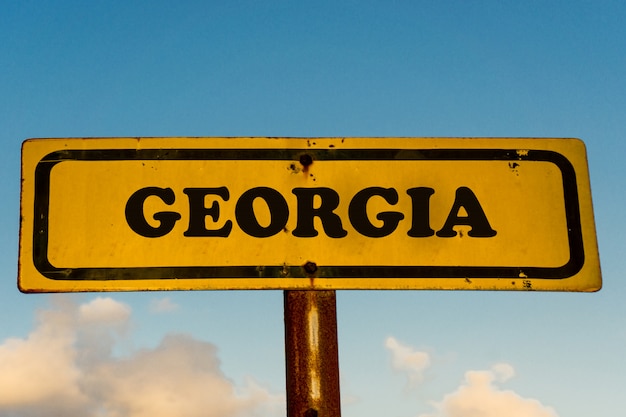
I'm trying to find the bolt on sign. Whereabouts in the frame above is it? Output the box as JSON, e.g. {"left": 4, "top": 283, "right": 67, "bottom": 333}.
{"left": 19, "top": 137, "right": 601, "bottom": 292}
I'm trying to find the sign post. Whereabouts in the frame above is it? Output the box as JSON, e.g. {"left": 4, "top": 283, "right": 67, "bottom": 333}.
{"left": 284, "top": 290, "right": 341, "bottom": 417}
{"left": 19, "top": 137, "right": 602, "bottom": 417}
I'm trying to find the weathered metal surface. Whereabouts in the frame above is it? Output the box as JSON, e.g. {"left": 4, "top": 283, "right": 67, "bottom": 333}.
{"left": 18, "top": 137, "right": 601, "bottom": 292}
{"left": 284, "top": 290, "right": 341, "bottom": 417}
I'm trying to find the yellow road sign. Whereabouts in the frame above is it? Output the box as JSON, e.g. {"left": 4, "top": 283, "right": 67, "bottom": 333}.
{"left": 19, "top": 137, "right": 601, "bottom": 292}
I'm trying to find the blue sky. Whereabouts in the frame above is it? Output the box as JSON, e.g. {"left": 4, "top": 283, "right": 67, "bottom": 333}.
{"left": 2, "top": 1, "right": 625, "bottom": 416}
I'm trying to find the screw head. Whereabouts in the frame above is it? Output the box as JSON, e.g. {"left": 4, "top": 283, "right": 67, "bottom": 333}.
{"left": 299, "top": 153, "right": 313, "bottom": 167}
{"left": 303, "top": 261, "right": 318, "bottom": 275}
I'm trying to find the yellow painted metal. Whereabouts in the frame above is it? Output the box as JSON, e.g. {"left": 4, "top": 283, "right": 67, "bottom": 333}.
{"left": 19, "top": 137, "right": 601, "bottom": 292}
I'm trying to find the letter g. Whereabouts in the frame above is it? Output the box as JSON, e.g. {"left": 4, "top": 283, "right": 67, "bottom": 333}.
{"left": 125, "top": 187, "right": 181, "bottom": 237}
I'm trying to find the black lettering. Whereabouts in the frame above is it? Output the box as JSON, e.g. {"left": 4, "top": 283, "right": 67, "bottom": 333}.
{"left": 292, "top": 187, "right": 347, "bottom": 238}
{"left": 125, "top": 187, "right": 181, "bottom": 238}
{"left": 235, "top": 187, "right": 288, "bottom": 237}
{"left": 349, "top": 187, "right": 404, "bottom": 237}
{"left": 183, "top": 187, "right": 232, "bottom": 237}
{"left": 436, "top": 187, "right": 497, "bottom": 237}
{"left": 406, "top": 187, "right": 435, "bottom": 237}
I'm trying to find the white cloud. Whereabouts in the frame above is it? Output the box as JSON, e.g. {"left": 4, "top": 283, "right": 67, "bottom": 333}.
{"left": 491, "top": 362, "right": 515, "bottom": 383}
{"left": 84, "top": 334, "right": 281, "bottom": 417}
{"left": 0, "top": 297, "right": 87, "bottom": 415}
{"left": 419, "top": 363, "right": 559, "bottom": 417}
{"left": 149, "top": 297, "right": 179, "bottom": 313}
{"left": 0, "top": 296, "right": 283, "bottom": 417}
{"left": 385, "top": 336, "right": 431, "bottom": 384}
{"left": 79, "top": 297, "right": 131, "bottom": 324}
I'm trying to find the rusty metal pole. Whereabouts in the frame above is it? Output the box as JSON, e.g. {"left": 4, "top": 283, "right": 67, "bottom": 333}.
{"left": 284, "top": 290, "right": 341, "bottom": 417}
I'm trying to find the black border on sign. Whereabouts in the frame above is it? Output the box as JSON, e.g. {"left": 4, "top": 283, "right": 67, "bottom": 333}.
{"left": 32, "top": 148, "right": 584, "bottom": 281}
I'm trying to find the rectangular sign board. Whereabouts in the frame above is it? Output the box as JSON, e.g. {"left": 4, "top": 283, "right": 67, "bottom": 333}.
{"left": 19, "top": 137, "right": 601, "bottom": 292}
